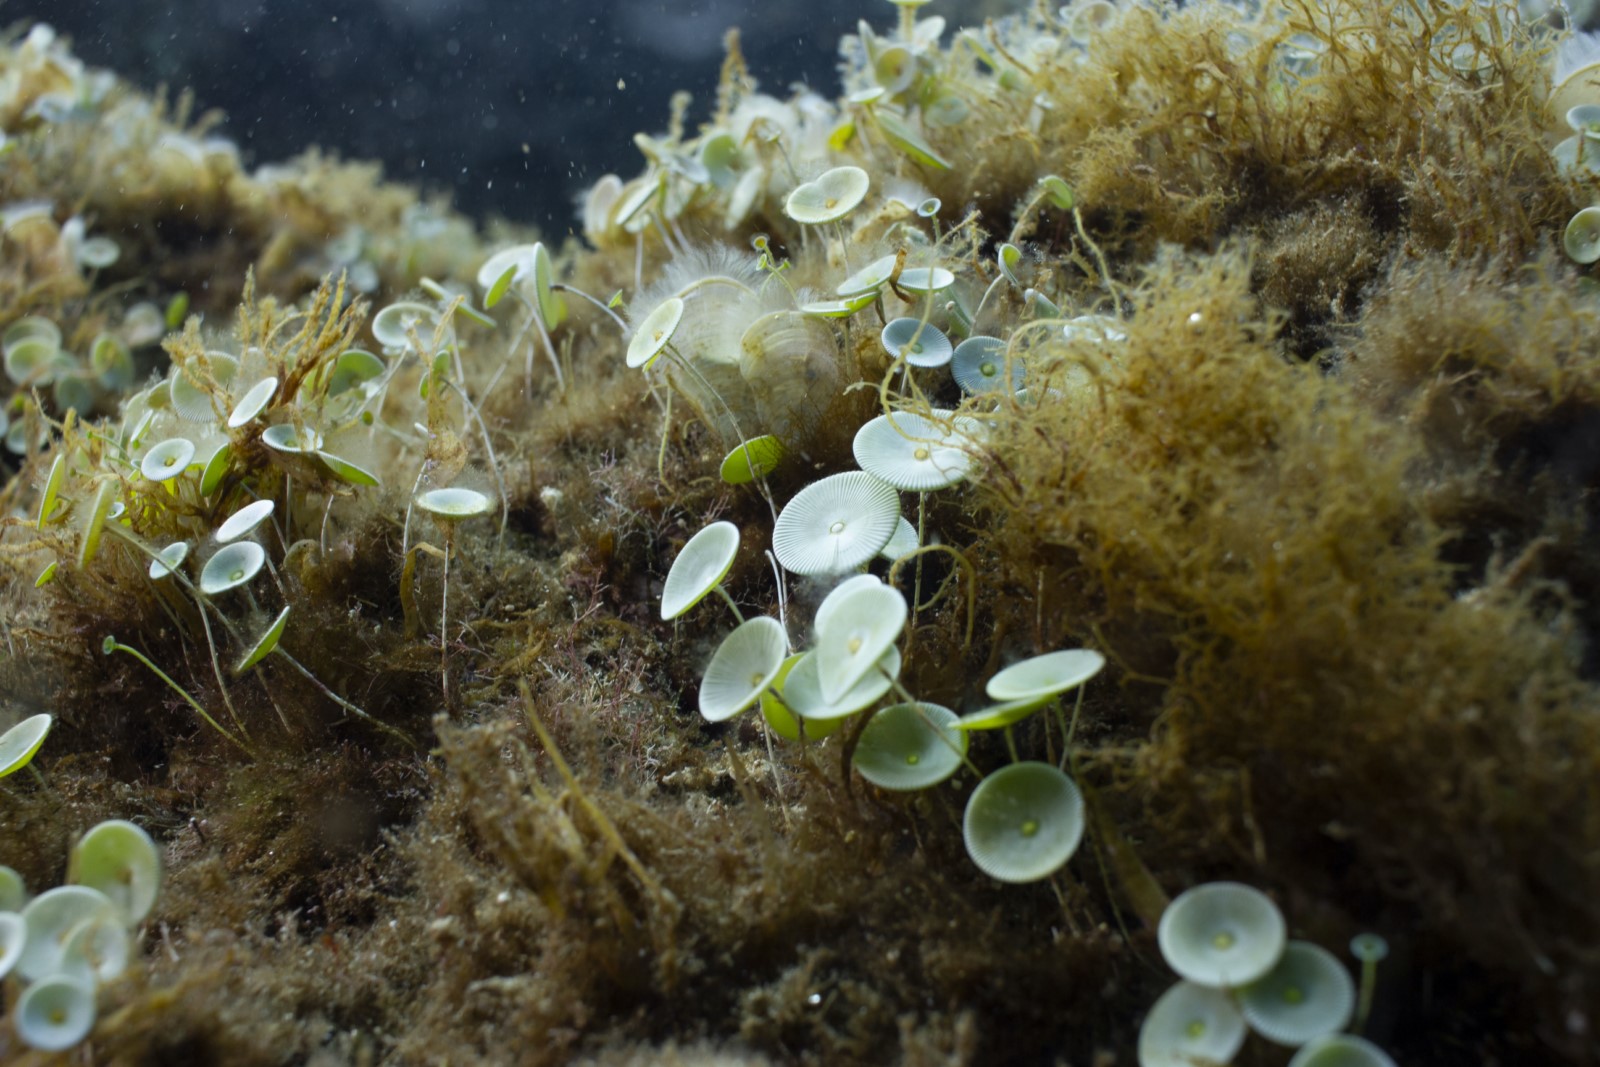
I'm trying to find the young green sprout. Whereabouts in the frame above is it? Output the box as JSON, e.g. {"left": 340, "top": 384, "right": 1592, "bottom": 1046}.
{"left": 1349, "top": 931, "right": 1389, "bottom": 1034}
{"left": 15, "top": 974, "right": 97, "bottom": 1051}
{"left": 719, "top": 436, "right": 785, "bottom": 485}
{"left": 697, "top": 615, "right": 789, "bottom": 723}
{"left": 853, "top": 701, "right": 966, "bottom": 790}
{"left": 772, "top": 471, "right": 901, "bottom": 577}
{"left": 962, "top": 761, "right": 1085, "bottom": 883}
{"left": 662, "top": 521, "right": 743, "bottom": 623}
{"left": 69, "top": 819, "right": 162, "bottom": 926}
{"left": 1136, "top": 980, "right": 1248, "bottom": 1067}
{"left": 1238, "top": 940, "right": 1355, "bottom": 1047}
{"left": 1157, "top": 881, "right": 1287, "bottom": 989}
{"left": 414, "top": 486, "right": 494, "bottom": 710}
{"left": 1286, "top": 1035, "right": 1397, "bottom": 1067}
{"left": 102, "top": 636, "right": 252, "bottom": 755}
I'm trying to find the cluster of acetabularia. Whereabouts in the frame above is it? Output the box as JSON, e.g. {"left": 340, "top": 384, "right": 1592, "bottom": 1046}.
{"left": 1138, "top": 882, "right": 1397, "bottom": 1067}
{"left": 0, "top": 817, "right": 162, "bottom": 1051}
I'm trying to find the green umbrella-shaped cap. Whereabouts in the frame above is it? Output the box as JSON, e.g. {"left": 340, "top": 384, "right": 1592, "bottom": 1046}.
{"left": 778, "top": 645, "right": 900, "bottom": 722}
{"left": 70, "top": 818, "right": 162, "bottom": 926}
{"left": 0, "top": 714, "right": 53, "bottom": 779}
{"left": 1137, "top": 979, "right": 1248, "bottom": 1067}
{"left": 773, "top": 471, "right": 900, "bottom": 577}
{"left": 1158, "top": 881, "right": 1287, "bottom": 989}
{"left": 200, "top": 541, "right": 266, "bottom": 595}
{"left": 216, "top": 499, "right": 275, "bottom": 543}
{"left": 986, "top": 648, "right": 1105, "bottom": 702}
{"left": 415, "top": 487, "right": 493, "bottom": 521}
{"left": 261, "top": 423, "right": 324, "bottom": 454}
{"left": 1565, "top": 206, "right": 1600, "bottom": 264}
{"left": 836, "top": 254, "right": 900, "bottom": 297}
{"left": 627, "top": 297, "right": 684, "bottom": 370}
{"left": 962, "top": 761, "right": 1085, "bottom": 883}
{"left": 0, "top": 912, "right": 22, "bottom": 979}
{"left": 14, "top": 974, "right": 96, "bottom": 1052}
{"left": 953, "top": 692, "right": 1054, "bottom": 732}
{"left": 852, "top": 410, "right": 972, "bottom": 491}
{"left": 854, "top": 701, "right": 966, "bottom": 791}
{"left": 880, "top": 318, "right": 952, "bottom": 368}
{"left": 813, "top": 582, "right": 907, "bottom": 703}
{"left": 952, "top": 335, "right": 1024, "bottom": 395}
{"left": 698, "top": 616, "right": 789, "bottom": 722}
{"left": 785, "top": 165, "right": 871, "bottom": 224}
{"left": 17, "top": 886, "right": 119, "bottom": 981}
{"left": 661, "top": 521, "right": 741, "bottom": 621}
{"left": 759, "top": 654, "right": 844, "bottom": 742}
{"left": 236, "top": 605, "right": 292, "bottom": 673}
{"left": 0, "top": 865, "right": 26, "bottom": 911}
{"left": 371, "top": 301, "right": 439, "bottom": 349}
{"left": 140, "top": 437, "right": 196, "bottom": 482}
{"left": 1239, "top": 940, "right": 1355, "bottom": 1047}
{"left": 1286, "top": 1035, "right": 1397, "bottom": 1067}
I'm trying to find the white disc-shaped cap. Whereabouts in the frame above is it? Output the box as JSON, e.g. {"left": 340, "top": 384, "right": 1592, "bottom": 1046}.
{"left": 0, "top": 713, "right": 53, "bottom": 778}
{"left": 953, "top": 335, "right": 1025, "bottom": 395}
{"left": 58, "top": 914, "right": 130, "bottom": 985}
{"left": 1137, "top": 980, "right": 1248, "bottom": 1067}
{"left": 813, "top": 574, "right": 884, "bottom": 637}
{"left": 854, "top": 702, "right": 966, "bottom": 791}
{"left": 627, "top": 297, "right": 684, "bottom": 370}
{"left": 15, "top": 974, "right": 96, "bottom": 1052}
{"left": 880, "top": 516, "right": 918, "bottom": 561}
{"left": 148, "top": 541, "right": 190, "bottom": 580}
{"left": 962, "top": 761, "right": 1085, "bottom": 883}
{"left": 261, "top": 423, "right": 324, "bottom": 454}
{"left": 325, "top": 348, "right": 386, "bottom": 397}
{"left": 199, "top": 442, "right": 233, "bottom": 495}
{"left": 1565, "top": 206, "right": 1600, "bottom": 264}
{"left": 836, "top": 254, "right": 900, "bottom": 297}
{"left": 71, "top": 819, "right": 162, "bottom": 926}
{"left": 237, "top": 605, "right": 292, "bottom": 673}
{"left": 773, "top": 471, "right": 900, "bottom": 576}
{"left": 1349, "top": 932, "right": 1389, "bottom": 963}
{"left": 1158, "top": 881, "right": 1287, "bottom": 989}
{"left": 785, "top": 165, "right": 870, "bottom": 224}
{"left": 880, "top": 318, "right": 953, "bottom": 368}
{"left": 1287, "top": 1035, "right": 1397, "bottom": 1067}
{"left": 814, "top": 582, "right": 907, "bottom": 703}
{"left": 140, "top": 437, "right": 196, "bottom": 482}
{"left": 698, "top": 616, "right": 789, "bottom": 722}
{"left": 986, "top": 648, "right": 1105, "bottom": 702}
{"left": 661, "top": 521, "right": 741, "bottom": 620}
{"left": 778, "top": 645, "right": 900, "bottom": 722}
{"left": 0, "top": 911, "right": 23, "bottom": 978}
{"left": 371, "top": 301, "right": 439, "bottom": 349}
{"left": 1239, "top": 940, "right": 1355, "bottom": 1047}
{"left": 17, "top": 885, "right": 118, "bottom": 981}
{"left": 226, "top": 376, "right": 278, "bottom": 428}
{"left": 852, "top": 410, "right": 971, "bottom": 491}
{"left": 200, "top": 540, "right": 266, "bottom": 595}
{"left": 415, "top": 486, "right": 493, "bottom": 520}
{"left": 216, "top": 499, "right": 275, "bottom": 543}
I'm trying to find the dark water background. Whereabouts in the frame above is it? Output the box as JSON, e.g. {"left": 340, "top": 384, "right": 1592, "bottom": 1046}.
{"left": 4, "top": 0, "right": 1007, "bottom": 232}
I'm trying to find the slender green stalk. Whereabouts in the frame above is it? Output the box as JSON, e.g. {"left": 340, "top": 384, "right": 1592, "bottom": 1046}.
{"left": 102, "top": 637, "right": 253, "bottom": 756}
